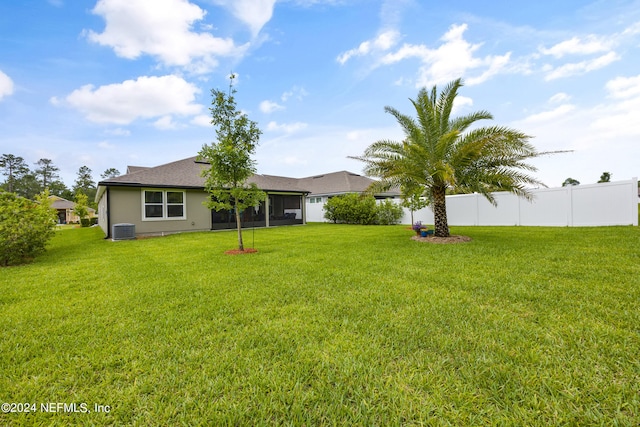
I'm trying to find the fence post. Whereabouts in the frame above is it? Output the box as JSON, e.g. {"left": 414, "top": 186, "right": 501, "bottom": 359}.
{"left": 567, "top": 184, "right": 573, "bottom": 226}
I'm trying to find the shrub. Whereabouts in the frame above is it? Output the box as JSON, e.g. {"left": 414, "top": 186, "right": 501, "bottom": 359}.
{"left": 0, "top": 191, "right": 57, "bottom": 266}
{"left": 375, "top": 199, "right": 403, "bottom": 225}
{"left": 323, "top": 193, "right": 403, "bottom": 225}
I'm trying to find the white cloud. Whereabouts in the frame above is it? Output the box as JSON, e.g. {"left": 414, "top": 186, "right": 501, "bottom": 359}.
{"left": 521, "top": 104, "right": 576, "bottom": 123}
{"left": 513, "top": 76, "right": 640, "bottom": 155}
{"left": 86, "top": 0, "right": 246, "bottom": 73}
{"left": 0, "top": 70, "right": 14, "bottom": 101}
{"left": 259, "top": 100, "right": 285, "bottom": 113}
{"left": 544, "top": 51, "right": 620, "bottom": 80}
{"left": 104, "top": 128, "right": 131, "bottom": 136}
{"left": 346, "top": 131, "right": 361, "bottom": 141}
{"left": 154, "top": 115, "right": 179, "bottom": 130}
{"left": 378, "top": 24, "right": 511, "bottom": 87}
{"left": 98, "top": 141, "right": 116, "bottom": 149}
{"left": 591, "top": 74, "right": 640, "bottom": 137}
{"left": 61, "top": 75, "right": 202, "bottom": 124}
{"left": 266, "top": 121, "right": 307, "bottom": 133}
{"left": 212, "top": 0, "right": 276, "bottom": 36}
{"left": 539, "top": 35, "right": 613, "bottom": 58}
{"left": 605, "top": 74, "right": 640, "bottom": 99}
{"left": 549, "top": 92, "right": 571, "bottom": 104}
{"left": 281, "top": 86, "right": 308, "bottom": 102}
{"left": 337, "top": 30, "right": 401, "bottom": 64}
{"left": 451, "top": 95, "right": 473, "bottom": 115}
{"left": 191, "top": 114, "right": 211, "bottom": 127}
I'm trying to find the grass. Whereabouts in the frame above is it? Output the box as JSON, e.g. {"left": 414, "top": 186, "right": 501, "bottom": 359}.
{"left": 1, "top": 223, "right": 639, "bottom": 426}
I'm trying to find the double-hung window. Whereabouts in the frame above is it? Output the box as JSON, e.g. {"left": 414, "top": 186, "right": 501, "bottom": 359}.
{"left": 142, "top": 189, "right": 186, "bottom": 220}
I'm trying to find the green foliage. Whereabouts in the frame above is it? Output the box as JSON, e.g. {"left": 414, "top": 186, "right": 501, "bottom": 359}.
{"left": 198, "top": 74, "right": 265, "bottom": 250}
{"left": 1, "top": 224, "right": 639, "bottom": 425}
{"left": 598, "top": 171, "right": 611, "bottom": 183}
{"left": 101, "top": 167, "right": 120, "bottom": 179}
{"left": 11, "top": 172, "right": 41, "bottom": 200}
{"left": 0, "top": 154, "right": 29, "bottom": 193}
{"left": 34, "top": 158, "right": 60, "bottom": 188}
{"left": 73, "top": 192, "right": 90, "bottom": 227}
{"left": 351, "top": 78, "right": 563, "bottom": 237}
{"left": 376, "top": 199, "right": 404, "bottom": 224}
{"left": 73, "top": 166, "right": 97, "bottom": 207}
{"left": 562, "top": 177, "right": 580, "bottom": 186}
{"left": 324, "top": 193, "right": 403, "bottom": 225}
{"left": 0, "top": 190, "right": 57, "bottom": 266}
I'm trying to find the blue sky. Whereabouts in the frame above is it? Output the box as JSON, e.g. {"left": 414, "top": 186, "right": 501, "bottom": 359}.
{"left": 1, "top": 0, "right": 639, "bottom": 188}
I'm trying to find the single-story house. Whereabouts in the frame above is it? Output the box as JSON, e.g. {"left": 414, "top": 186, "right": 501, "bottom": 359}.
{"left": 96, "top": 157, "right": 310, "bottom": 238}
{"left": 299, "top": 171, "right": 400, "bottom": 222}
{"left": 48, "top": 195, "right": 96, "bottom": 224}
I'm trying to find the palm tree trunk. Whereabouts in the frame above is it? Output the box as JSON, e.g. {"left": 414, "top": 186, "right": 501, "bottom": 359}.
{"left": 432, "top": 186, "right": 450, "bottom": 237}
{"left": 234, "top": 201, "right": 244, "bottom": 251}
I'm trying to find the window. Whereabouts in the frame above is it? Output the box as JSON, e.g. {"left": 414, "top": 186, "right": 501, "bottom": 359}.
{"left": 142, "top": 190, "right": 186, "bottom": 220}
{"left": 308, "top": 196, "right": 322, "bottom": 204}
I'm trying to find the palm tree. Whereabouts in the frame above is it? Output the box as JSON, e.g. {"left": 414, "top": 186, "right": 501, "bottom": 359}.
{"left": 351, "top": 78, "right": 552, "bottom": 237}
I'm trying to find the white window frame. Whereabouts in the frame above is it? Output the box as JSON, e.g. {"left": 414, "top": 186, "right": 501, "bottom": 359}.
{"left": 141, "top": 189, "right": 187, "bottom": 221}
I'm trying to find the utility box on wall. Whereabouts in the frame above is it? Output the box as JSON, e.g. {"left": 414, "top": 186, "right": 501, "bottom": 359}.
{"left": 112, "top": 223, "right": 136, "bottom": 241}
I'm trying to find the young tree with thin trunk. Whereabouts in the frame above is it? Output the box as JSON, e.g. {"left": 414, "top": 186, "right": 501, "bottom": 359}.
{"left": 198, "top": 74, "right": 265, "bottom": 251}
{"left": 73, "top": 192, "right": 90, "bottom": 226}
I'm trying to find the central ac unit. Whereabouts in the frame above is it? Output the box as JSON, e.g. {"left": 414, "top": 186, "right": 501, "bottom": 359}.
{"left": 112, "top": 223, "right": 136, "bottom": 240}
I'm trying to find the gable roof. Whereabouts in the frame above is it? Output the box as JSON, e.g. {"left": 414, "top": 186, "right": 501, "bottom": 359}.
{"left": 97, "top": 157, "right": 399, "bottom": 202}
{"left": 299, "top": 171, "right": 399, "bottom": 197}
{"left": 98, "top": 157, "right": 308, "bottom": 193}
{"left": 48, "top": 195, "right": 75, "bottom": 209}
{"left": 48, "top": 195, "right": 96, "bottom": 213}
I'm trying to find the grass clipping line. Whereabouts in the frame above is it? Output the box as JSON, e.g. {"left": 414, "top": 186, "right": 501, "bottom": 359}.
{"left": 411, "top": 235, "right": 472, "bottom": 244}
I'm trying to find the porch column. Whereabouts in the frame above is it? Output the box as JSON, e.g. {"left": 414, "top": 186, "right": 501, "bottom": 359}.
{"left": 301, "top": 194, "right": 306, "bottom": 224}
{"left": 265, "top": 193, "right": 270, "bottom": 228}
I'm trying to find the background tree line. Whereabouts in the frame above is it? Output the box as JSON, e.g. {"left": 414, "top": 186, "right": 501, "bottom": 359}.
{"left": 562, "top": 172, "right": 616, "bottom": 187}
{"left": 0, "top": 154, "right": 120, "bottom": 207}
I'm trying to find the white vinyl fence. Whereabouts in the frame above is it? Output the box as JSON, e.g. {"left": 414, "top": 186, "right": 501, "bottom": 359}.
{"left": 403, "top": 178, "right": 638, "bottom": 227}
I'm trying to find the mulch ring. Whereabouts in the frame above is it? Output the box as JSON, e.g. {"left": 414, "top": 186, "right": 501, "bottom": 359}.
{"left": 224, "top": 248, "right": 258, "bottom": 255}
{"left": 411, "top": 234, "right": 472, "bottom": 244}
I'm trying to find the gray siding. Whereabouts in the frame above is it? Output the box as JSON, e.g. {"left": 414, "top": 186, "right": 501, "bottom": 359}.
{"left": 98, "top": 189, "right": 109, "bottom": 236}
{"left": 108, "top": 187, "right": 211, "bottom": 236}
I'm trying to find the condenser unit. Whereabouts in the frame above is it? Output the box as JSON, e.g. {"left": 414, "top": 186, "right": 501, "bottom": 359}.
{"left": 112, "top": 223, "right": 136, "bottom": 241}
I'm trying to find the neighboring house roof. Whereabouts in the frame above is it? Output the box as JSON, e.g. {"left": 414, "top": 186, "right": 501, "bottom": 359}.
{"left": 48, "top": 195, "right": 96, "bottom": 213}
{"left": 298, "top": 170, "right": 399, "bottom": 197}
{"left": 49, "top": 195, "right": 75, "bottom": 210}
{"left": 98, "top": 157, "right": 309, "bottom": 193}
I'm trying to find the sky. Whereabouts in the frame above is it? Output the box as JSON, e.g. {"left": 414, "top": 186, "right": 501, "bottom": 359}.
{"left": 1, "top": 0, "right": 639, "bottom": 189}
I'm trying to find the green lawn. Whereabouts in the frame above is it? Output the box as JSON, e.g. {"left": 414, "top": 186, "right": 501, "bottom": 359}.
{"left": 1, "top": 224, "right": 639, "bottom": 426}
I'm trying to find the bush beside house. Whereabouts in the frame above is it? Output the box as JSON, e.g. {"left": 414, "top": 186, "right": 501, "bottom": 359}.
{"left": 323, "top": 193, "right": 403, "bottom": 225}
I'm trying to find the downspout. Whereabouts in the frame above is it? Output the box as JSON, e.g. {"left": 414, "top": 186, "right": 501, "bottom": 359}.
{"left": 106, "top": 187, "right": 111, "bottom": 239}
